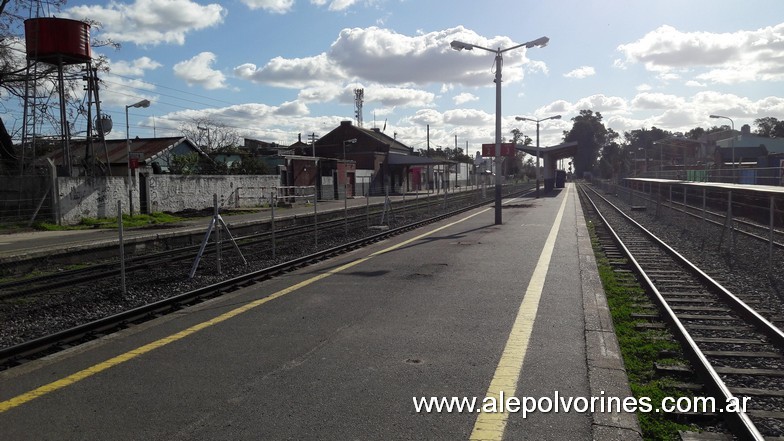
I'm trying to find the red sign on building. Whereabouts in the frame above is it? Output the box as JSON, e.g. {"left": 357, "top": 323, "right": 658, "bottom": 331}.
{"left": 481, "top": 143, "right": 516, "bottom": 157}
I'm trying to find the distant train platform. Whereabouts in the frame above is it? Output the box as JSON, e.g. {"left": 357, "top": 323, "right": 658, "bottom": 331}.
{"left": 0, "top": 184, "right": 641, "bottom": 440}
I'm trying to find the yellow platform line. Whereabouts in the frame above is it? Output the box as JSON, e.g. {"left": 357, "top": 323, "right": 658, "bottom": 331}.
{"left": 470, "top": 185, "right": 571, "bottom": 441}
{"left": 0, "top": 208, "right": 490, "bottom": 414}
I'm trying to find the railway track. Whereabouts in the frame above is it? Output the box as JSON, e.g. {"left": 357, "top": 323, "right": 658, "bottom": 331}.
{"left": 0, "top": 186, "right": 533, "bottom": 369}
{"left": 609, "top": 181, "right": 784, "bottom": 251}
{"left": 0, "top": 188, "right": 498, "bottom": 299}
{"left": 579, "top": 183, "right": 784, "bottom": 440}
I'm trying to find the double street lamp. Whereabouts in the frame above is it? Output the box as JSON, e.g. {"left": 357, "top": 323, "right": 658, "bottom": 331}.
{"left": 515, "top": 115, "right": 561, "bottom": 198}
{"left": 451, "top": 35, "right": 549, "bottom": 224}
{"left": 125, "top": 99, "right": 151, "bottom": 216}
{"left": 709, "top": 114, "right": 736, "bottom": 181}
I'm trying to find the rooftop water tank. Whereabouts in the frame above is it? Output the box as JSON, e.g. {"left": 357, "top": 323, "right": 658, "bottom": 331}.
{"left": 24, "top": 17, "right": 91, "bottom": 65}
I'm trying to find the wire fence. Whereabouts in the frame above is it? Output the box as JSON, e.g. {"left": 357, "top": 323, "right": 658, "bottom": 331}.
{"left": 0, "top": 175, "right": 54, "bottom": 227}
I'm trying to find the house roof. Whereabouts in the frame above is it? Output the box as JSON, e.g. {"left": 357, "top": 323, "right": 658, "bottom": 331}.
{"left": 717, "top": 145, "right": 768, "bottom": 162}
{"left": 716, "top": 134, "right": 784, "bottom": 154}
{"left": 47, "top": 137, "right": 206, "bottom": 166}
{"left": 386, "top": 153, "right": 452, "bottom": 166}
{"left": 316, "top": 120, "right": 413, "bottom": 154}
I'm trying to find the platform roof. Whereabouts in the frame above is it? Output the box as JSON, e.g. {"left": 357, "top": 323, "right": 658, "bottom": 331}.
{"left": 653, "top": 136, "right": 702, "bottom": 151}
{"left": 625, "top": 177, "right": 784, "bottom": 195}
{"left": 516, "top": 141, "right": 578, "bottom": 160}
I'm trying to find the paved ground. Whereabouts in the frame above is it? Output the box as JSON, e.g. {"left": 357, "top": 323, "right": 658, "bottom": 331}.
{"left": 0, "top": 183, "right": 641, "bottom": 440}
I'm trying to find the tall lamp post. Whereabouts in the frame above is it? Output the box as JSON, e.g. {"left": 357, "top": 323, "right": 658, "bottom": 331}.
{"left": 343, "top": 138, "right": 357, "bottom": 236}
{"left": 515, "top": 115, "right": 561, "bottom": 198}
{"left": 125, "top": 99, "right": 151, "bottom": 216}
{"left": 709, "top": 114, "right": 735, "bottom": 182}
{"left": 451, "top": 35, "right": 549, "bottom": 224}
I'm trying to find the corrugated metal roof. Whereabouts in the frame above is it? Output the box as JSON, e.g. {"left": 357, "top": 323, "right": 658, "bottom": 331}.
{"left": 47, "top": 137, "right": 204, "bottom": 165}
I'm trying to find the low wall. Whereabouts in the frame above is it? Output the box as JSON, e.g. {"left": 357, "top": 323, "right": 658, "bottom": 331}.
{"left": 145, "top": 174, "right": 280, "bottom": 213}
{"left": 57, "top": 176, "right": 129, "bottom": 225}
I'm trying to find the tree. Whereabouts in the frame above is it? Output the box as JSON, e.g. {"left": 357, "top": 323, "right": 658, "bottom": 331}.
{"left": 754, "top": 117, "right": 784, "bottom": 138}
{"left": 508, "top": 128, "right": 532, "bottom": 177}
{"left": 169, "top": 152, "right": 200, "bottom": 175}
{"left": 563, "top": 110, "right": 608, "bottom": 177}
{"left": 229, "top": 156, "right": 270, "bottom": 175}
{"left": 180, "top": 117, "right": 242, "bottom": 152}
{"left": 596, "top": 129, "right": 624, "bottom": 180}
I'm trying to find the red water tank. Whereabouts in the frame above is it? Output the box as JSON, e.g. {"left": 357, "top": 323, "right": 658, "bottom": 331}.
{"left": 24, "top": 17, "right": 91, "bottom": 65}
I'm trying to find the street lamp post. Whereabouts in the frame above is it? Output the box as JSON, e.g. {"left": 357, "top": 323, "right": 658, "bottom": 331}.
{"left": 451, "top": 36, "right": 549, "bottom": 224}
{"left": 343, "top": 138, "right": 357, "bottom": 236}
{"left": 710, "top": 114, "right": 735, "bottom": 182}
{"left": 515, "top": 115, "right": 561, "bottom": 198}
{"left": 125, "top": 99, "right": 151, "bottom": 216}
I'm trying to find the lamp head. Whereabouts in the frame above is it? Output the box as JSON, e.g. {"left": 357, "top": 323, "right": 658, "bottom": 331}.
{"left": 550, "top": 115, "right": 562, "bottom": 120}
{"left": 346, "top": 138, "right": 357, "bottom": 144}
{"left": 450, "top": 40, "right": 473, "bottom": 51}
{"left": 526, "top": 36, "right": 549, "bottom": 48}
{"left": 709, "top": 115, "right": 720, "bottom": 119}
{"left": 130, "top": 99, "right": 151, "bottom": 109}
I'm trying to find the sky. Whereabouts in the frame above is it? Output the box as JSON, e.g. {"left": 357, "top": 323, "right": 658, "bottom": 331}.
{"left": 9, "top": 0, "right": 784, "bottom": 157}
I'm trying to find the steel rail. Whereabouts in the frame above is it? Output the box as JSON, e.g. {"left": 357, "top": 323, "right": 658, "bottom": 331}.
{"left": 578, "top": 183, "right": 768, "bottom": 441}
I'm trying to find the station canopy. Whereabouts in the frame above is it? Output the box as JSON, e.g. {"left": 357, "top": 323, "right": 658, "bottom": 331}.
{"left": 516, "top": 141, "right": 578, "bottom": 160}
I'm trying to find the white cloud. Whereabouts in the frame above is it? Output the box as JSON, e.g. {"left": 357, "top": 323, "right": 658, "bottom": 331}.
{"left": 235, "top": 26, "right": 548, "bottom": 91}
{"left": 360, "top": 86, "right": 435, "bottom": 108}
{"left": 65, "top": 0, "right": 225, "bottom": 46}
{"left": 630, "top": 93, "right": 685, "bottom": 110}
{"left": 108, "top": 57, "right": 162, "bottom": 76}
{"left": 563, "top": 66, "right": 595, "bottom": 79}
{"left": 574, "top": 94, "right": 628, "bottom": 113}
{"left": 240, "top": 0, "right": 295, "bottom": 13}
{"left": 173, "top": 52, "right": 228, "bottom": 90}
{"left": 234, "top": 54, "right": 345, "bottom": 88}
{"left": 453, "top": 93, "right": 478, "bottom": 105}
{"left": 443, "top": 109, "right": 493, "bottom": 127}
{"left": 297, "top": 84, "right": 344, "bottom": 103}
{"left": 324, "top": 0, "right": 359, "bottom": 11}
{"left": 636, "top": 83, "right": 652, "bottom": 92}
{"left": 685, "top": 80, "right": 706, "bottom": 88}
{"left": 617, "top": 23, "right": 784, "bottom": 84}
{"left": 275, "top": 101, "right": 310, "bottom": 116}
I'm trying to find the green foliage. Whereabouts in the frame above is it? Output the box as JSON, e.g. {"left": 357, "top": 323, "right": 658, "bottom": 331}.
{"left": 754, "top": 117, "right": 784, "bottom": 138}
{"left": 169, "top": 152, "right": 200, "bottom": 174}
{"left": 589, "top": 223, "right": 696, "bottom": 441}
{"left": 229, "top": 156, "right": 271, "bottom": 175}
{"left": 564, "top": 110, "right": 609, "bottom": 177}
{"left": 34, "top": 212, "right": 184, "bottom": 231}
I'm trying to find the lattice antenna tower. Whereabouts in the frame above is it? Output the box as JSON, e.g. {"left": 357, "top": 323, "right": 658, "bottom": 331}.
{"left": 354, "top": 88, "right": 364, "bottom": 128}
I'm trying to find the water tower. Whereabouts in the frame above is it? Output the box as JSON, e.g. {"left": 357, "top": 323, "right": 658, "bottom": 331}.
{"left": 23, "top": 17, "right": 111, "bottom": 176}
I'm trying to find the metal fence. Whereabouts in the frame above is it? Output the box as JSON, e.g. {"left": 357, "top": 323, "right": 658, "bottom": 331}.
{"left": 0, "top": 174, "right": 54, "bottom": 227}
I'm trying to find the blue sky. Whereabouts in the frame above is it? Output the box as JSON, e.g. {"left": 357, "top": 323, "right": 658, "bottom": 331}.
{"left": 11, "top": 0, "right": 784, "bottom": 157}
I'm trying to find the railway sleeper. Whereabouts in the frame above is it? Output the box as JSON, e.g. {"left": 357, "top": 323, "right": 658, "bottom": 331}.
{"left": 678, "top": 431, "right": 733, "bottom": 441}
{"left": 702, "top": 350, "right": 783, "bottom": 359}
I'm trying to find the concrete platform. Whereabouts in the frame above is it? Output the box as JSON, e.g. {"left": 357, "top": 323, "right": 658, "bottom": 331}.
{"left": 0, "top": 183, "right": 641, "bottom": 440}
{"left": 0, "top": 191, "right": 448, "bottom": 265}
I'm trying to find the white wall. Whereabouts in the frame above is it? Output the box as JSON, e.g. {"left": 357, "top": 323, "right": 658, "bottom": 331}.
{"left": 57, "top": 176, "right": 129, "bottom": 225}
{"left": 145, "top": 175, "right": 280, "bottom": 213}
{"left": 54, "top": 174, "right": 281, "bottom": 225}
